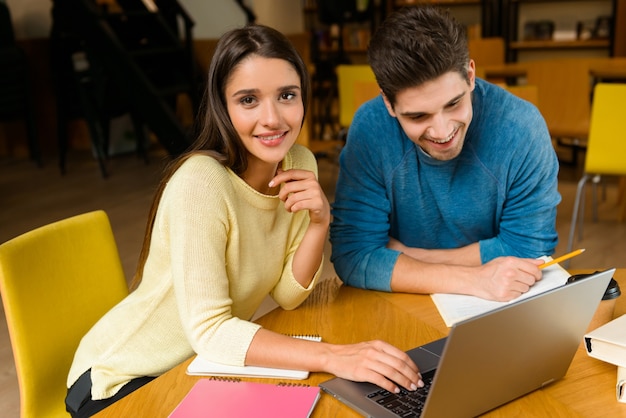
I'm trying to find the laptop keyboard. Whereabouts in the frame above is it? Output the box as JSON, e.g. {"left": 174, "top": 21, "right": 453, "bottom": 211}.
{"left": 365, "top": 369, "right": 436, "bottom": 417}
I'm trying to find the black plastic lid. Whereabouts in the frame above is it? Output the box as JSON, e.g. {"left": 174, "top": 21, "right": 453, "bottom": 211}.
{"left": 566, "top": 270, "right": 621, "bottom": 300}
{"left": 603, "top": 278, "right": 621, "bottom": 300}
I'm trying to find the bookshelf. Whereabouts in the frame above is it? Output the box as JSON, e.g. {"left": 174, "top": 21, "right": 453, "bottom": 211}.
{"left": 301, "top": 0, "right": 496, "bottom": 144}
{"left": 303, "top": 0, "right": 383, "bottom": 65}
{"left": 504, "top": 0, "right": 616, "bottom": 61}
{"left": 303, "top": 1, "right": 384, "bottom": 144}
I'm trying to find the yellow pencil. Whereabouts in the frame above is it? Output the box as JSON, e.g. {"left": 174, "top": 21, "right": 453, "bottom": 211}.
{"left": 539, "top": 248, "right": 585, "bottom": 269}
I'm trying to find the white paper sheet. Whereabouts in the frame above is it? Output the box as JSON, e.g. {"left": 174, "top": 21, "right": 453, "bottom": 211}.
{"left": 431, "top": 260, "right": 571, "bottom": 327}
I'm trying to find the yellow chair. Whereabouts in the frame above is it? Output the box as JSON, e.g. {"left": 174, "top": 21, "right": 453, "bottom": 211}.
{"left": 566, "top": 83, "right": 626, "bottom": 260}
{"left": 336, "top": 64, "right": 379, "bottom": 134}
{"left": 0, "top": 210, "right": 129, "bottom": 418}
{"left": 620, "top": 177, "right": 626, "bottom": 222}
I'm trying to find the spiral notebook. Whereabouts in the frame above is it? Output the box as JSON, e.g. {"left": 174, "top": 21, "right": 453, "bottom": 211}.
{"left": 186, "top": 335, "right": 321, "bottom": 380}
{"left": 169, "top": 378, "right": 321, "bottom": 418}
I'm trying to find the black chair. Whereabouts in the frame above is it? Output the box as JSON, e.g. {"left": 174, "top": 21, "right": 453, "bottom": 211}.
{"left": 0, "top": 3, "right": 42, "bottom": 166}
{"left": 51, "top": 1, "right": 150, "bottom": 178}
{"left": 51, "top": 0, "right": 199, "bottom": 177}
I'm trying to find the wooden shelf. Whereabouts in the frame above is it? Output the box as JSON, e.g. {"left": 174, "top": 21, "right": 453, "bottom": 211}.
{"left": 505, "top": 0, "right": 616, "bottom": 60}
{"left": 512, "top": 0, "right": 608, "bottom": 3}
{"left": 510, "top": 39, "right": 610, "bottom": 50}
{"left": 318, "top": 47, "right": 368, "bottom": 54}
{"left": 395, "top": 0, "right": 480, "bottom": 5}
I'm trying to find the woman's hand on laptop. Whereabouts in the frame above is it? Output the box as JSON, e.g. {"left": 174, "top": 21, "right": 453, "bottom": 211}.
{"left": 325, "top": 339, "right": 423, "bottom": 393}
{"left": 471, "top": 257, "right": 544, "bottom": 302}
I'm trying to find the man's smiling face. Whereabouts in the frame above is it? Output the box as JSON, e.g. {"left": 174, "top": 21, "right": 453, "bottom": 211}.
{"left": 383, "top": 63, "right": 476, "bottom": 161}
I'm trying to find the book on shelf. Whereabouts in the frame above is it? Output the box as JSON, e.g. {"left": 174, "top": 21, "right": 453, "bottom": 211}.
{"left": 584, "top": 314, "right": 626, "bottom": 368}
{"left": 186, "top": 335, "right": 322, "bottom": 380}
{"left": 168, "top": 378, "right": 321, "bottom": 418}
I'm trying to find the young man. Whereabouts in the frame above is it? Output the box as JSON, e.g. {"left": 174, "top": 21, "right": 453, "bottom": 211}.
{"left": 330, "top": 6, "right": 561, "bottom": 302}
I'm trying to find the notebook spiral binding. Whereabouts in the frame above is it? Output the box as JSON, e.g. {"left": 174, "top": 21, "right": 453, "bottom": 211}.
{"left": 209, "top": 376, "right": 241, "bottom": 382}
{"left": 288, "top": 334, "right": 322, "bottom": 340}
{"left": 207, "top": 377, "right": 309, "bottom": 387}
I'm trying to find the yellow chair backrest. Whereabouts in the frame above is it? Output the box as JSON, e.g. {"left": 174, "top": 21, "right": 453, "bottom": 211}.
{"left": 0, "top": 210, "right": 129, "bottom": 418}
{"left": 585, "top": 83, "right": 626, "bottom": 175}
{"left": 336, "top": 64, "right": 379, "bottom": 128}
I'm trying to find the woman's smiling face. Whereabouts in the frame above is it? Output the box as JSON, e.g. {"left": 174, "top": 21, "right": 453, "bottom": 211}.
{"left": 225, "top": 54, "right": 304, "bottom": 169}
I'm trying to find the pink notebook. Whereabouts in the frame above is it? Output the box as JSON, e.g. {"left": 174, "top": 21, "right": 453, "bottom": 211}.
{"left": 168, "top": 378, "right": 321, "bottom": 418}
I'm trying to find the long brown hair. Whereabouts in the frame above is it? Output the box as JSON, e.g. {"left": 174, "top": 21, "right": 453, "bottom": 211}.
{"left": 129, "top": 24, "right": 310, "bottom": 290}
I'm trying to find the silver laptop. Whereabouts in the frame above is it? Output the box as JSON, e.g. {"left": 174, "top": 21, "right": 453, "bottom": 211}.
{"left": 320, "top": 268, "right": 615, "bottom": 418}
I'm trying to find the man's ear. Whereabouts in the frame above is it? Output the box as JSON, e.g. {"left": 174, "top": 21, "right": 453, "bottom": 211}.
{"left": 468, "top": 59, "right": 477, "bottom": 91}
{"left": 381, "top": 91, "right": 396, "bottom": 118}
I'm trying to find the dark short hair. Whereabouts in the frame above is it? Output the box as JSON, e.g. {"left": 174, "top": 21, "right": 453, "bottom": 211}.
{"left": 368, "top": 6, "right": 469, "bottom": 105}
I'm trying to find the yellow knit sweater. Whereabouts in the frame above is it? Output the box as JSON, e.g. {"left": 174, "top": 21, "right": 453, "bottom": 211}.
{"left": 67, "top": 144, "right": 321, "bottom": 400}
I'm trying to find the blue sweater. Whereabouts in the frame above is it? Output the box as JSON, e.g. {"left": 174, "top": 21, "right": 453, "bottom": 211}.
{"left": 330, "top": 78, "right": 561, "bottom": 291}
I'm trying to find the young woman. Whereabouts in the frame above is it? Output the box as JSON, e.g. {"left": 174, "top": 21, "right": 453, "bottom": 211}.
{"left": 65, "top": 24, "right": 421, "bottom": 417}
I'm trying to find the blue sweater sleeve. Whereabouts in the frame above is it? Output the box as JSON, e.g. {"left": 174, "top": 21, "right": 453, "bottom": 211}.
{"left": 474, "top": 88, "right": 561, "bottom": 262}
{"left": 330, "top": 97, "right": 406, "bottom": 291}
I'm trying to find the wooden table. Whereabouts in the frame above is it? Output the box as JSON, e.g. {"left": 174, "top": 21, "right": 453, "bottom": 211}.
{"left": 588, "top": 57, "right": 626, "bottom": 81}
{"left": 481, "top": 57, "right": 626, "bottom": 82}
{"left": 95, "top": 270, "right": 626, "bottom": 417}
